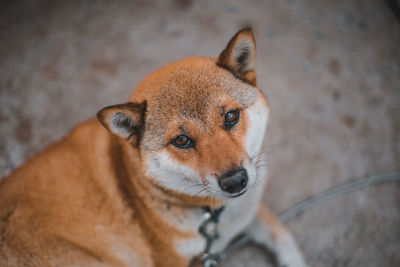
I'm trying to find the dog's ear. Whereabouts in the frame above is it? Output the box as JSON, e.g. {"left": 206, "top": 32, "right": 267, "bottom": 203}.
{"left": 217, "top": 27, "right": 257, "bottom": 86}
{"left": 97, "top": 102, "right": 146, "bottom": 140}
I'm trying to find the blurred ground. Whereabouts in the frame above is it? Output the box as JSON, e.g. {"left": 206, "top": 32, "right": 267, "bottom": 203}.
{"left": 0, "top": 0, "right": 399, "bottom": 266}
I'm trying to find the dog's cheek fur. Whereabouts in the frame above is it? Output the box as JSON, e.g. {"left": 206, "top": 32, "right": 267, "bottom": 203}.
{"left": 144, "top": 150, "right": 206, "bottom": 196}
{"left": 244, "top": 96, "right": 269, "bottom": 159}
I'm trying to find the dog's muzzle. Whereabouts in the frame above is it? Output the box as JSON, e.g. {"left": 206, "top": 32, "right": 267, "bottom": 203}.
{"left": 218, "top": 168, "right": 248, "bottom": 194}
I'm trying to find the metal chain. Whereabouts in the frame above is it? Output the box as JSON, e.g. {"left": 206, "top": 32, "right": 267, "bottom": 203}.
{"left": 194, "top": 206, "right": 225, "bottom": 267}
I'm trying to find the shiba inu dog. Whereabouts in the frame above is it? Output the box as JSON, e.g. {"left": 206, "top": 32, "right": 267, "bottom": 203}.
{"left": 0, "top": 28, "right": 307, "bottom": 267}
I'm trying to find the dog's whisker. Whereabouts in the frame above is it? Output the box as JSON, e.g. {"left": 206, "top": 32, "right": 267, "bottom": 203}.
{"left": 193, "top": 187, "right": 209, "bottom": 197}
{"left": 255, "top": 160, "right": 270, "bottom": 165}
{"left": 250, "top": 150, "right": 267, "bottom": 161}
{"left": 256, "top": 163, "right": 270, "bottom": 168}
{"left": 182, "top": 183, "right": 203, "bottom": 192}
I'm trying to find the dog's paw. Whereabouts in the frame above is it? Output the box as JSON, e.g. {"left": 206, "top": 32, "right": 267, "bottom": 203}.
{"left": 278, "top": 250, "right": 308, "bottom": 267}
{"left": 279, "top": 260, "right": 308, "bottom": 267}
{"left": 279, "top": 263, "right": 308, "bottom": 267}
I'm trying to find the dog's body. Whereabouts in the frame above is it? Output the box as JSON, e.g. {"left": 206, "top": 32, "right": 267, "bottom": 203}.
{"left": 0, "top": 28, "right": 306, "bottom": 267}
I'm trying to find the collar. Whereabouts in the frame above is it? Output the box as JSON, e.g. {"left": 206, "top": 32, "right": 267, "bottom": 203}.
{"left": 192, "top": 206, "right": 225, "bottom": 267}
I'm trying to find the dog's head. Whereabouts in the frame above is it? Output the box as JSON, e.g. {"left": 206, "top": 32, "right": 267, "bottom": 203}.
{"left": 98, "top": 28, "right": 269, "bottom": 200}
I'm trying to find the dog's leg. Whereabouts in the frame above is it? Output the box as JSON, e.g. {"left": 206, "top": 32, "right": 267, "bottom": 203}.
{"left": 245, "top": 204, "right": 307, "bottom": 267}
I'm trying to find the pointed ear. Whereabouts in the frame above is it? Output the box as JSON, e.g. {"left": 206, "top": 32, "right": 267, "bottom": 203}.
{"left": 217, "top": 27, "right": 257, "bottom": 86}
{"left": 97, "top": 102, "right": 146, "bottom": 140}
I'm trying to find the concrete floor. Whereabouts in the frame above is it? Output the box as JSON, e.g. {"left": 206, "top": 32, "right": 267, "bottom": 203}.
{"left": 0, "top": 0, "right": 399, "bottom": 266}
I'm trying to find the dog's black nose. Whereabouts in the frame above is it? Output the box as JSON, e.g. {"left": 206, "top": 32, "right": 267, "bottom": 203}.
{"left": 218, "top": 168, "right": 248, "bottom": 194}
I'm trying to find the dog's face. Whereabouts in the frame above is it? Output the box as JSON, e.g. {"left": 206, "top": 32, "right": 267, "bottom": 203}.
{"left": 98, "top": 28, "right": 269, "bottom": 200}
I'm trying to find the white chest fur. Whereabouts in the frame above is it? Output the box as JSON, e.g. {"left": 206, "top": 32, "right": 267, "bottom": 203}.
{"left": 175, "top": 181, "right": 265, "bottom": 259}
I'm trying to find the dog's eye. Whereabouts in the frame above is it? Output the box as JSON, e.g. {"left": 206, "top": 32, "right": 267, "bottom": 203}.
{"left": 171, "top": 135, "right": 195, "bottom": 149}
{"left": 224, "top": 109, "right": 240, "bottom": 129}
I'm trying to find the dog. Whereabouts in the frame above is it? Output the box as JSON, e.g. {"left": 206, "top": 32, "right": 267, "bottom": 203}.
{"left": 0, "top": 28, "right": 307, "bottom": 267}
